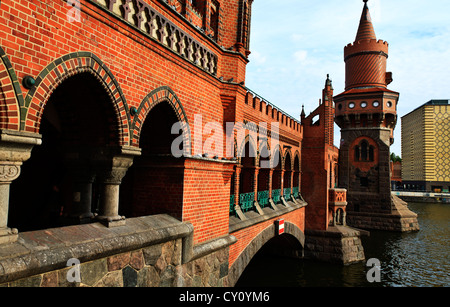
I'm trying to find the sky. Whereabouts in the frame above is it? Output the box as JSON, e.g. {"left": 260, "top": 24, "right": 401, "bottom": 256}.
{"left": 245, "top": 0, "right": 450, "bottom": 157}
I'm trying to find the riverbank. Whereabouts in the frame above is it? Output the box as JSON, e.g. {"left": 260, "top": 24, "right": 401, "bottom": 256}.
{"left": 393, "top": 191, "right": 450, "bottom": 204}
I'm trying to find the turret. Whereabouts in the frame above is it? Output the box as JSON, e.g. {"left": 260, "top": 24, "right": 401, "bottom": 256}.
{"left": 334, "top": 0, "right": 399, "bottom": 138}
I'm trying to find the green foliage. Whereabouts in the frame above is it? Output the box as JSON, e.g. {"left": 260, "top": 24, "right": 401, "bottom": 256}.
{"left": 390, "top": 153, "right": 402, "bottom": 162}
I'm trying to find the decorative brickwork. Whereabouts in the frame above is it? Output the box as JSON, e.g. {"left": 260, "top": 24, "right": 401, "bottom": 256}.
{"left": 21, "top": 52, "right": 130, "bottom": 146}
{"left": 0, "top": 47, "right": 22, "bottom": 131}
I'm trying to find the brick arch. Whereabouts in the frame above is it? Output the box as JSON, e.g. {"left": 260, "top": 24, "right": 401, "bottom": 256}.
{"left": 0, "top": 47, "right": 23, "bottom": 130}
{"left": 131, "top": 86, "right": 191, "bottom": 156}
{"left": 22, "top": 52, "right": 130, "bottom": 145}
{"left": 257, "top": 138, "right": 271, "bottom": 168}
{"left": 293, "top": 150, "right": 300, "bottom": 168}
{"left": 237, "top": 133, "right": 258, "bottom": 166}
{"left": 283, "top": 147, "right": 294, "bottom": 171}
{"left": 229, "top": 222, "right": 305, "bottom": 286}
{"left": 271, "top": 144, "right": 284, "bottom": 169}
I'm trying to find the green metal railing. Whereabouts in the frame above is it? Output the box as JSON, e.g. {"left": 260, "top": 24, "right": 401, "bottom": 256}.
{"left": 272, "top": 189, "right": 281, "bottom": 204}
{"left": 230, "top": 194, "right": 236, "bottom": 216}
{"left": 239, "top": 192, "right": 255, "bottom": 212}
{"left": 257, "top": 190, "right": 270, "bottom": 208}
{"left": 230, "top": 187, "right": 301, "bottom": 216}
{"left": 293, "top": 186, "right": 299, "bottom": 199}
{"left": 284, "top": 188, "right": 291, "bottom": 201}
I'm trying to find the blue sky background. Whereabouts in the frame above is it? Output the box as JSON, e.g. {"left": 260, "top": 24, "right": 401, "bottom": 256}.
{"left": 245, "top": 0, "right": 450, "bottom": 156}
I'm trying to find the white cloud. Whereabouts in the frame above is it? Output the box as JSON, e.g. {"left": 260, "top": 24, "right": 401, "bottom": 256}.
{"left": 293, "top": 50, "right": 308, "bottom": 64}
{"left": 249, "top": 50, "right": 267, "bottom": 65}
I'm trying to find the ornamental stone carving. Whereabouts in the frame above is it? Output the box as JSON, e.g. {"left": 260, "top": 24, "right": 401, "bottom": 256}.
{"left": 0, "top": 164, "right": 21, "bottom": 183}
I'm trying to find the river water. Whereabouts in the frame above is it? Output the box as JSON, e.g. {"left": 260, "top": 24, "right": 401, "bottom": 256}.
{"left": 235, "top": 202, "right": 450, "bottom": 287}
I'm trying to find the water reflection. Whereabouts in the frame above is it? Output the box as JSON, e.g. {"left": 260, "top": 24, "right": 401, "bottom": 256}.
{"left": 235, "top": 202, "right": 450, "bottom": 287}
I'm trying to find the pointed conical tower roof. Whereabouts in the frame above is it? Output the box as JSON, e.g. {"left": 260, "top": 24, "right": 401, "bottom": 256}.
{"left": 342, "top": 0, "right": 389, "bottom": 91}
{"left": 355, "top": 0, "right": 376, "bottom": 42}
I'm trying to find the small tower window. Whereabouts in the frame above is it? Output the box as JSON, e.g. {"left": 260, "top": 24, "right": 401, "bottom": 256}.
{"left": 360, "top": 140, "right": 368, "bottom": 161}
{"left": 354, "top": 140, "right": 375, "bottom": 162}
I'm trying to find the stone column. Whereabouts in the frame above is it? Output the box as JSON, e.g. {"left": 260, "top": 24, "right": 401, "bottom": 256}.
{"left": 66, "top": 164, "right": 96, "bottom": 224}
{"left": 94, "top": 146, "right": 141, "bottom": 228}
{"left": 0, "top": 130, "right": 42, "bottom": 244}
{"left": 0, "top": 163, "right": 21, "bottom": 244}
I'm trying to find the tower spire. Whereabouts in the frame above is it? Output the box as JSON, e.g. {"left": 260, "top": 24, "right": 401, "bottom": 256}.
{"left": 355, "top": 0, "right": 376, "bottom": 42}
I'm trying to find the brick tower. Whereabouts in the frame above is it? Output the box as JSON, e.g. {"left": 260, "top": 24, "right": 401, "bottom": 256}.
{"left": 334, "top": 0, "right": 419, "bottom": 232}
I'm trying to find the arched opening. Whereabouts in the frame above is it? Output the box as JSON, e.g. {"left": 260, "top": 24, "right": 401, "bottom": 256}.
{"left": 271, "top": 148, "right": 282, "bottom": 204}
{"left": 235, "top": 233, "right": 304, "bottom": 287}
{"left": 360, "top": 140, "right": 368, "bottom": 161}
{"left": 9, "top": 73, "right": 119, "bottom": 232}
{"left": 283, "top": 151, "right": 292, "bottom": 199}
{"left": 293, "top": 154, "right": 300, "bottom": 198}
{"left": 239, "top": 140, "right": 256, "bottom": 213}
{"left": 120, "top": 102, "right": 185, "bottom": 220}
{"left": 257, "top": 143, "right": 270, "bottom": 208}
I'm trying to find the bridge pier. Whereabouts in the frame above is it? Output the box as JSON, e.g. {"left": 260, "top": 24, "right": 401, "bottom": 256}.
{"left": 304, "top": 226, "right": 365, "bottom": 265}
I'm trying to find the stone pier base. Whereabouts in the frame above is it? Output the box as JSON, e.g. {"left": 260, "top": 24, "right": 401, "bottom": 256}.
{"left": 304, "top": 226, "right": 365, "bottom": 265}
{"left": 347, "top": 196, "right": 420, "bottom": 232}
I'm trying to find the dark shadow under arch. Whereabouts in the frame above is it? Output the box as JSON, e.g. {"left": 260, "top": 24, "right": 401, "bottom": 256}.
{"left": 120, "top": 100, "right": 186, "bottom": 220}
{"left": 228, "top": 222, "right": 305, "bottom": 286}
{"left": 22, "top": 52, "right": 130, "bottom": 145}
{"left": 131, "top": 86, "right": 191, "bottom": 155}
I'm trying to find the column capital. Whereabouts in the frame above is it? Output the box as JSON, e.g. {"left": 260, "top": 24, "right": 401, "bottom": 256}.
{"left": 0, "top": 163, "right": 21, "bottom": 183}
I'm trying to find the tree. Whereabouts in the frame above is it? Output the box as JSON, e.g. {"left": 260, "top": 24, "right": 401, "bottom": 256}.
{"left": 390, "top": 153, "right": 402, "bottom": 163}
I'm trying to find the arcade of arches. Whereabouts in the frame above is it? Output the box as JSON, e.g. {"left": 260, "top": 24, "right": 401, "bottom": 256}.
{"left": 5, "top": 72, "right": 302, "bottom": 234}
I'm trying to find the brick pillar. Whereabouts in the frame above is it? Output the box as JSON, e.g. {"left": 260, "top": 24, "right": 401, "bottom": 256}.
{"left": 291, "top": 171, "right": 294, "bottom": 191}
{"left": 233, "top": 165, "right": 246, "bottom": 220}
{"left": 268, "top": 169, "right": 273, "bottom": 198}
{"left": 253, "top": 167, "right": 259, "bottom": 201}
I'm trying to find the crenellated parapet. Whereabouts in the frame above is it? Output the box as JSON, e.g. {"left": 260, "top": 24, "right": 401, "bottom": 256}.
{"left": 344, "top": 39, "right": 389, "bottom": 60}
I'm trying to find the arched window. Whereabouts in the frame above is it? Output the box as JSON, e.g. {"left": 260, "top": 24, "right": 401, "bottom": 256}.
{"left": 360, "top": 140, "right": 368, "bottom": 161}
{"left": 354, "top": 139, "right": 375, "bottom": 162}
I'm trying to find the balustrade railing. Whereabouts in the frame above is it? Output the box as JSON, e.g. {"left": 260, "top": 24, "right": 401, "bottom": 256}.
{"left": 239, "top": 192, "right": 255, "bottom": 213}
{"left": 229, "top": 194, "right": 235, "bottom": 216}
{"left": 230, "top": 187, "right": 302, "bottom": 216}
{"left": 283, "top": 188, "right": 291, "bottom": 201}
{"left": 293, "top": 186, "right": 299, "bottom": 199}
{"left": 272, "top": 189, "right": 281, "bottom": 204}
{"left": 257, "top": 190, "right": 270, "bottom": 208}
{"left": 90, "top": 0, "right": 218, "bottom": 75}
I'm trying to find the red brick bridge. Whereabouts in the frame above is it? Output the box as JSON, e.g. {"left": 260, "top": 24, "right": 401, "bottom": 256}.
{"left": 0, "top": 0, "right": 363, "bottom": 287}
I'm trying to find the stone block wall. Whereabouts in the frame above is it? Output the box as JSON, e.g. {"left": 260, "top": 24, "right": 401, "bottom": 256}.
{"left": 304, "top": 226, "right": 365, "bottom": 265}
{"left": 1, "top": 239, "right": 230, "bottom": 287}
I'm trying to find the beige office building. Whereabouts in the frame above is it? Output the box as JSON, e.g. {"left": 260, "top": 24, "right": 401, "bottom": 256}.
{"left": 401, "top": 100, "right": 450, "bottom": 192}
